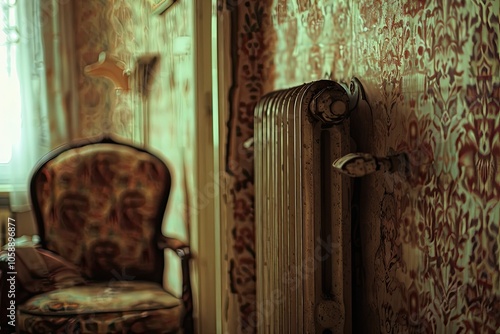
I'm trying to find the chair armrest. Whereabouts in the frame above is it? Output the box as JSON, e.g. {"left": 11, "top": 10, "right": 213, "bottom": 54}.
{"left": 157, "top": 236, "right": 191, "bottom": 260}
{"left": 157, "top": 235, "right": 194, "bottom": 333}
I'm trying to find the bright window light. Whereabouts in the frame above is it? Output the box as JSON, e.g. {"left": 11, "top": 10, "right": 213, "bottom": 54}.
{"left": 0, "top": 1, "right": 22, "bottom": 165}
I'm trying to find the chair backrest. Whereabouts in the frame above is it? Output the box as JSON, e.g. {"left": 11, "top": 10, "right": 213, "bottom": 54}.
{"left": 30, "top": 136, "right": 171, "bottom": 283}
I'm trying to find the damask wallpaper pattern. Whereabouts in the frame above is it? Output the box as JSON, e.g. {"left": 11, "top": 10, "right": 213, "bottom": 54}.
{"left": 226, "top": 1, "right": 276, "bottom": 332}
{"left": 228, "top": 0, "right": 499, "bottom": 332}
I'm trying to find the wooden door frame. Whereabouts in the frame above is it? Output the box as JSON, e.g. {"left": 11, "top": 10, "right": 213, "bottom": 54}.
{"left": 193, "top": 0, "right": 228, "bottom": 332}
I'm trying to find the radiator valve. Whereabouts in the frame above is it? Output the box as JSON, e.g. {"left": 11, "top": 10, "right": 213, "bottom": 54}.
{"left": 332, "top": 152, "right": 409, "bottom": 177}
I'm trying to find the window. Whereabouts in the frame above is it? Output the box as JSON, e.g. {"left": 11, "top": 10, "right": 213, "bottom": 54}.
{"left": 0, "top": 0, "right": 22, "bottom": 170}
{"left": 0, "top": 0, "right": 56, "bottom": 210}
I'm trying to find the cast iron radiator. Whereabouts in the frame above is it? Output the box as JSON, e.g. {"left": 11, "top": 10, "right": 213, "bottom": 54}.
{"left": 254, "top": 79, "right": 365, "bottom": 333}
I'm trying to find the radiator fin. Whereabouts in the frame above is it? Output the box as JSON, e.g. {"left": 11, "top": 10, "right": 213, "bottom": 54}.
{"left": 255, "top": 80, "right": 357, "bottom": 333}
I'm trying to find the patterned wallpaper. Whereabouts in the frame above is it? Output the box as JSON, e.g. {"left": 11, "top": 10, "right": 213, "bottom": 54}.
{"left": 228, "top": 0, "right": 499, "bottom": 332}
{"left": 73, "top": 0, "right": 195, "bottom": 251}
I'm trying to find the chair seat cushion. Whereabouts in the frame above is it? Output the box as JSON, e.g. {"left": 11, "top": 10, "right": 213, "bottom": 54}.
{"left": 18, "top": 281, "right": 184, "bottom": 333}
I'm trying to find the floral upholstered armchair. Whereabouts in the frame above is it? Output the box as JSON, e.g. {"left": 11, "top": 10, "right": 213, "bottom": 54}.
{"left": 11, "top": 136, "right": 193, "bottom": 333}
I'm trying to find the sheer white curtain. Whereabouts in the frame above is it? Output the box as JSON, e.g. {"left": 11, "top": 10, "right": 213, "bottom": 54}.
{"left": 1, "top": 0, "right": 76, "bottom": 212}
{"left": 8, "top": 0, "right": 50, "bottom": 212}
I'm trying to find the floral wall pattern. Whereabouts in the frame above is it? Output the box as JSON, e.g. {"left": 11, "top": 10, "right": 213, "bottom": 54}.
{"left": 228, "top": 0, "right": 499, "bottom": 332}
{"left": 227, "top": 1, "right": 276, "bottom": 332}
